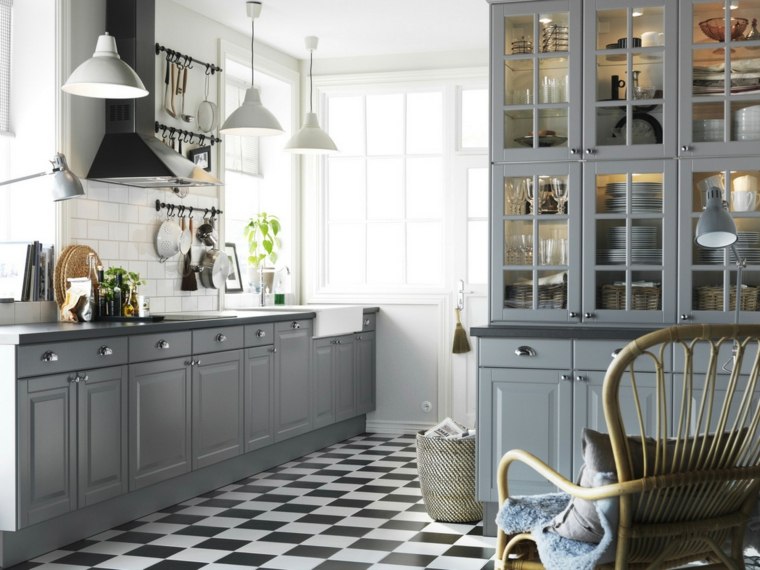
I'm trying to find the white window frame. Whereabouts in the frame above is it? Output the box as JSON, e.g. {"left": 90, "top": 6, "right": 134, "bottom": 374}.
{"left": 303, "top": 68, "right": 488, "bottom": 304}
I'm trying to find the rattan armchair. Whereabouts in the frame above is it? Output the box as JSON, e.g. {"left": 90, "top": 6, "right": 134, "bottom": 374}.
{"left": 495, "top": 324, "right": 760, "bottom": 570}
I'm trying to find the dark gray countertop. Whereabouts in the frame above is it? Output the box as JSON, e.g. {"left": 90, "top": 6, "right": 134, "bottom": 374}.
{"left": 470, "top": 324, "right": 657, "bottom": 340}
{"left": 0, "top": 307, "right": 379, "bottom": 345}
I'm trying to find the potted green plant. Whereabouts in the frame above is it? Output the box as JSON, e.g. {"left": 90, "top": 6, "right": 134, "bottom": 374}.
{"left": 244, "top": 212, "right": 282, "bottom": 292}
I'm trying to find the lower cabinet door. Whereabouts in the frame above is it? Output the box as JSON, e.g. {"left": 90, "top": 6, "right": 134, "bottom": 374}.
{"left": 78, "top": 365, "right": 128, "bottom": 507}
{"left": 355, "top": 332, "right": 376, "bottom": 414}
{"left": 192, "top": 350, "right": 244, "bottom": 469}
{"left": 274, "top": 321, "right": 312, "bottom": 441}
{"left": 477, "top": 368, "right": 573, "bottom": 501}
{"left": 245, "top": 345, "right": 275, "bottom": 452}
{"left": 129, "top": 358, "right": 191, "bottom": 490}
{"left": 313, "top": 338, "right": 335, "bottom": 428}
{"left": 18, "top": 373, "right": 76, "bottom": 527}
{"left": 334, "top": 336, "right": 356, "bottom": 422}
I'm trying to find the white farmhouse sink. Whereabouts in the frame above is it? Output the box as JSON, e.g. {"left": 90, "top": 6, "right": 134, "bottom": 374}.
{"left": 247, "top": 305, "right": 364, "bottom": 338}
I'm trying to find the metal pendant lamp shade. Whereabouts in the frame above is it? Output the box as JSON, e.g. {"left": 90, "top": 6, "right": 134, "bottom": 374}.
{"left": 62, "top": 33, "right": 148, "bottom": 99}
{"left": 284, "top": 36, "right": 338, "bottom": 154}
{"left": 0, "top": 153, "right": 84, "bottom": 201}
{"left": 220, "top": 1, "right": 283, "bottom": 136}
{"left": 695, "top": 187, "right": 738, "bottom": 248}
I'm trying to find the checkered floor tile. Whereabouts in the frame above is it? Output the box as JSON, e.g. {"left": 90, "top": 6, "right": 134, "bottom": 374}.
{"left": 12, "top": 434, "right": 496, "bottom": 570}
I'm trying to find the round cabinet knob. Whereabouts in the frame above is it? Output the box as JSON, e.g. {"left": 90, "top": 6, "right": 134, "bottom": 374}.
{"left": 584, "top": 312, "right": 594, "bottom": 319}
{"left": 291, "top": 321, "right": 301, "bottom": 329}
{"left": 98, "top": 346, "right": 113, "bottom": 357}
{"left": 681, "top": 145, "right": 692, "bottom": 152}
{"left": 356, "top": 335, "right": 364, "bottom": 341}
{"left": 41, "top": 351, "right": 59, "bottom": 362}
{"left": 69, "top": 374, "right": 80, "bottom": 383}
{"left": 81, "top": 374, "right": 89, "bottom": 383}
{"left": 195, "top": 359, "right": 202, "bottom": 366}
{"left": 256, "top": 329, "right": 266, "bottom": 338}
{"left": 514, "top": 346, "right": 537, "bottom": 357}
{"left": 575, "top": 375, "right": 587, "bottom": 383}
{"left": 569, "top": 312, "right": 578, "bottom": 319}
{"left": 570, "top": 148, "right": 580, "bottom": 155}
{"left": 269, "top": 347, "right": 278, "bottom": 353}
{"left": 157, "top": 340, "right": 170, "bottom": 350}
{"left": 364, "top": 318, "right": 371, "bottom": 326}
{"left": 680, "top": 314, "right": 691, "bottom": 321}
{"left": 585, "top": 148, "right": 595, "bottom": 155}
{"left": 560, "top": 374, "right": 572, "bottom": 382}
{"left": 216, "top": 333, "right": 227, "bottom": 343}
{"left": 185, "top": 360, "right": 193, "bottom": 366}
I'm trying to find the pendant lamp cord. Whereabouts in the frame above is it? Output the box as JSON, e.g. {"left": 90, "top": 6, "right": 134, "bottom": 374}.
{"left": 251, "top": 16, "right": 255, "bottom": 87}
{"left": 309, "top": 49, "right": 314, "bottom": 114}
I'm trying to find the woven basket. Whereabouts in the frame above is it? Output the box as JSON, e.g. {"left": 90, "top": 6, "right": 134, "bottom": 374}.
{"left": 504, "top": 282, "right": 566, "bottom": 309}
{"left": 416, "top": 432, "right": 483, "bottom": 523}
{"left": 696, "top": 285, "right": 760, "bottom": 311}
{"left": 601, "top": 284, "right": 661, "bottom": 311}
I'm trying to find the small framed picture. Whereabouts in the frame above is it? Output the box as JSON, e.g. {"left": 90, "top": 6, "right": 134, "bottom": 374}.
{"left": 224, "top": 242, "right": 243, "bottom": 293}
{"left": 189, "top": 146, "right": 212, "bottom": 172}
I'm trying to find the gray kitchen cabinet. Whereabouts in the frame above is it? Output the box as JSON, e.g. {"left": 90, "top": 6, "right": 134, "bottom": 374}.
{"left": 17, "top": 364, "right": 128, "bottom": 527}
{"left": 313, "top": 337, "right": 336, "bottom": 427}
{"left": 355, "top": 330, "right": 376, "bottom": 415}
{"left": 273, "top": 319, "right": 313, "bottom": 441}
{"left": 192, "top": 349, "right": 244, "bottom": 469}
{"left": 334, "top": 336, "right": 356, "bottom": 422}
{"left": 129, "top": 357, "right": 191, "bottom": 490}
{"left": 245, "top": 345, "right": 275, "bottom": 452}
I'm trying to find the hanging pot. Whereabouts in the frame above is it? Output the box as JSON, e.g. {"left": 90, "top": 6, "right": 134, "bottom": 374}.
{"left": 196, "top": 217, "right": 217, "bottom": 247}
{"left": 199, "top": 246, "right": 230, "bottom": 289}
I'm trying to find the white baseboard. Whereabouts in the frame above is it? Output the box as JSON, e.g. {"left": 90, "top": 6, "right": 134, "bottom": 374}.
{"left": 365, "top": 419, "right": 432, "bottom": 435}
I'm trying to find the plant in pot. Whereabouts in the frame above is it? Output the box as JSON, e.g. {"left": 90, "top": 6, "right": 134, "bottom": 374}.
{"left": 101, "top": 266, "right": 145, "bottom": 316}
{"left": 244, "top": 211, "right": 282, "bottom": 295}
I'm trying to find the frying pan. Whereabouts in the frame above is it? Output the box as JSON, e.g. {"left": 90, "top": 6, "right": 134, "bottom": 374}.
{"left": 199, "top": 246, "right": 230, "bottom": 289}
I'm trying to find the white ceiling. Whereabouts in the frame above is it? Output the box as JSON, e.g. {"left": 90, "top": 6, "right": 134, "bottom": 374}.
{"left": 173, "top": 0, "right": 490, "bottom": 60}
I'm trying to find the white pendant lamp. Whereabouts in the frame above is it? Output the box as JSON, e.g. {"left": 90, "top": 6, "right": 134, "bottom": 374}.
{"left": 284, "top": 36, "right": 338, "bottom": 154}
{"left": 220, "top": 1, "right": 283, "bottom": 136}
{"left": 62, "top": 33, "right": 148, "bottom": 99}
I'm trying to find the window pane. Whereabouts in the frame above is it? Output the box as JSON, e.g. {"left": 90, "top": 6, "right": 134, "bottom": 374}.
{"left": 468, "top": 220, "right": 488, "bottom": 285}
{"left": 367, "top": 222, "right": 403, "bottom": 284}
{"left": 328, "top": 158, "right": 365, "bottom": 221}
{"left": 328, "top": 223, "right": 365, "bottom": 285}
{"left": 367, "top": 94, "right": 404, "bottom": 155}
{"left": 407, "top": 92, "right": 443, "bottom": 154}
{"left": 468, "top": 167, "right": 489, "bottom": 218}
{"left": 367, "top": 158, "right": 403, "bottom": 220}
{"left": 328, "top": 95, "right": 364, "bottom": 155}
{"left": 407, "top": 222, "right": 442, "bottom": 285}
{"left": 461, "top": 88, "right": 488, "bottom": 149}
{"left": 407, "top": 157, "right": 443, "bottom": 219}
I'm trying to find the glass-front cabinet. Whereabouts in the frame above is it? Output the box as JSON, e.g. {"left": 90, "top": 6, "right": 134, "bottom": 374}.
{"left": 582, "top": 160, "right": 677, "bottom": 323}
{"left": 491, "top": 162, "right": 582, "bottom": 322}
{"left": 492, "top": 0, "right": 583, "bottom": 162}
{"left": 680, "top": 0, "right": 760, "bottom": 157}
{"left": 679, "top": 158, "right": 760, "bottom": 323}
{"left": 583, "top": 0, "right": 677, "bottom": 159}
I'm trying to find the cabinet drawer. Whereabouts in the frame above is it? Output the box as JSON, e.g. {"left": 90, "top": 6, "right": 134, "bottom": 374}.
{"left": 361, "top": 313, "right": 376, "bottom": 332}
{"left": 193, "top": 325, "right": 244, "bottom": 354}
{"left": 479, "top": 338, "right": 571, "bottom": 369}
{"left": 245, "top": 323, "right": 274, "bottom": 347}
{"left": 18, "top": 337, "right": 128, "bottom": 378}
{"left": 576, "top": 339, "right": 671, "bottom": 373}
{"left": 275, "top": 319, "right": 312, "bottom": 335}
{"left": 129, "top": 331, "right": 191, "bottom": 363}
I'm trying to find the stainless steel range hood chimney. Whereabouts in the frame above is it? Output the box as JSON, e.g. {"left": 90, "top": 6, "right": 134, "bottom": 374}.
{"left": 87, "top": 0, "right": 221, "bottom": 188}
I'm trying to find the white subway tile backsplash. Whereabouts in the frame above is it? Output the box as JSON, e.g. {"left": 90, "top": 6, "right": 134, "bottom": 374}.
{"left": 129, "top": 187, "right": 149, "bottom": 206}
{"left": 98, "top": 240, "right": 120, "bottom": 260}
{"left": 131, "top": 225, "right": 152, "bottom": 244}
{"left": 181, "top": 296, "right": 198, "bottom": 312}
{"left": 146, "top": 261, "right": 166, "bottom": 279}
{"left": 85, "top": 183, "right": 109, "bottom": 202}
{"left": 75, "top": 199, "right": 99, "bottom": 219}
{"left": 164, "top": 296, "right": 182, "bottom": 312}
{"left": 88, "top": 220, "right": 110, "bottom": 240}
{"left": 119, "top": 241, "right": 139, "bottom": 261}
{"left": 150, "top": 297, "right": 166, "bottom": 314}
{"left": 69, "top": 218, "right": 88, "bottom": 239}
{"left": 99, "top": 202, "right": 120, "bottom": 222}
{"left": 14, "top": 302, "right": 41, "bottom": 324}
{"left": 108, "top": 186, "right": 131, "bottom": 204}
{"left": 156, "top": 278, "right": 175, "bottom": 297}
{"left": 109, "top": 223, "right": 129, "bottom": 242}
{"left": 119, "top": 204, "right": 139, "bottom": 224}
{"left": 197, "top": 296, "right": 213, "bottom": 311}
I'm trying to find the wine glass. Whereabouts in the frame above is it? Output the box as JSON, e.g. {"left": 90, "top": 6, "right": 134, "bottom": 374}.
{"left": 551, "top": 177, "right": 568, "bottom": 215}
{"left": 505, "top": 180, "right": 525, "bottom": 214}
{"left": 522, "top": 178, "right": 535, "bottom": 214}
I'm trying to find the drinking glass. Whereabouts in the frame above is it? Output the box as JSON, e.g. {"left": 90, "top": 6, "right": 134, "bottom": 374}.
{"left": 505, "top": 180, "right": 526, "bottom": 214}
{"left": 522, "top": 179, "right": 536, "bottom": 214}
{"left": 551, "top": 177, "right": 568, "bottom": 214}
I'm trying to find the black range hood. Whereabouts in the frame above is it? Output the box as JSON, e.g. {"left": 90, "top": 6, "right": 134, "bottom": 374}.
{"left": 87, "top": 0, "right": 221, "bottom": 188}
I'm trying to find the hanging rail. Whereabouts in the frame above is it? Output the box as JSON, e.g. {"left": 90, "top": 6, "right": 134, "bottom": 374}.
{"left": 155, "top": 199, "right": 223, "bottom": 218}
{"left": 155, "top": 43, "right": 222, "bottom": 74}
{"left": 155, "top": 122, "right": 221, "bottom": 146}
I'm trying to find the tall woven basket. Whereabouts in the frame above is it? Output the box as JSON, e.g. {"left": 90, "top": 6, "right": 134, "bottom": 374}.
{"left": 415, "top": 432, "right": 483, "bottom": 523}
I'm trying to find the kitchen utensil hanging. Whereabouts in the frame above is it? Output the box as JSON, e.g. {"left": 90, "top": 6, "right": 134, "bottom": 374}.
{"left": 199, "top": 245, "right": 230, "bottom": 289}
{"left": 178, "top": 66, "right": 194, "bottom": 123}
{"left": 155, "top": 205, "right": 182, "bottom": 262}
{"left": 197, "top": 70, "right": 218, "bottom": 133}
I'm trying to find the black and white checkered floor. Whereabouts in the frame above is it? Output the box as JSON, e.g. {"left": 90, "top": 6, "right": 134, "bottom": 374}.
{"left": 12, "top": 434, "right": 496, "bottom": 570}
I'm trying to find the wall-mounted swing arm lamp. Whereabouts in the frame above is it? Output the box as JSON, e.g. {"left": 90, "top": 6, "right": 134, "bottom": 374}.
{"left": 220, "top": 1, "right": 283, "bottom": 136}
{"left": 284, "top": 36, "right": 338, "bottom": 154}
{"left": 62, "top": 33, "right": 148, "bottom": 99}
{"left": 695, "top": 186, "right": 744, "bottom": 324}
{"left": 0, "top": 153, "right": 85, "bottom": 201}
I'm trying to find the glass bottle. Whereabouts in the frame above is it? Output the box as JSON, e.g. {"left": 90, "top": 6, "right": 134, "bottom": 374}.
{"left": 88, "top": 254, "right": 99, "bottom": 318}
{"left": 113, "top": 274, "right": 123, "bottom": 317}
{"left": 97, "top": 266, "right": 107, "bottom": 317}
{"left": 123, "top": 284, "right": 139, "bottom": 317}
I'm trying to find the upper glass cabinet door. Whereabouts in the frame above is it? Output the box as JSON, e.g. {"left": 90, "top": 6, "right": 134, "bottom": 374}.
{"left": 583, "top": 0, "right": 677, "bottom": 160}
{"left": 680, "top": 0, "right": 760, "bottom": 156}
{"left": 492, "top": 0, "right": 582, "bottom": 163}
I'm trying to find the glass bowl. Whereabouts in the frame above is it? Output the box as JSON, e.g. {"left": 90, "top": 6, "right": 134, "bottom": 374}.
{"left": 699, "top": 17, "right": 748, "bottom": 41}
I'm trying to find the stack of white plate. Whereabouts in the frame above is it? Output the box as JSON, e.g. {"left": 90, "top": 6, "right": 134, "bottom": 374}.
{"left": 698, "top": 231, "right": 760, "bottom": 264}
{"left": 733, "top": 105, "right": 760, "bottom": 141}
{"left": 608, "top": 226, "right": 658, "bottom": 249}
{"left": 604, "top": 182, "right": 663, "bottom": 213}
{"left": 597, "top": 248, "right": 662, "bottom": 265}
{"left": 693, "top": 118, "right": 724, "bottom": 142}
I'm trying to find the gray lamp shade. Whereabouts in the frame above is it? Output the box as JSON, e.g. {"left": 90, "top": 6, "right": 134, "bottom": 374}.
{"left": 283, "top": 113, "right": 338, "bottom": 154}
{"left": 62, "top": 34, "right": 148, "bottom": 99}
{"left": 50, "top": 154, "right": 85, "bottom": 201}
{"left": 220, "top": 87, "right": 284, "bottom": 136}
{"left": 695, "top": 187, "right": 737, "bottom": 248}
